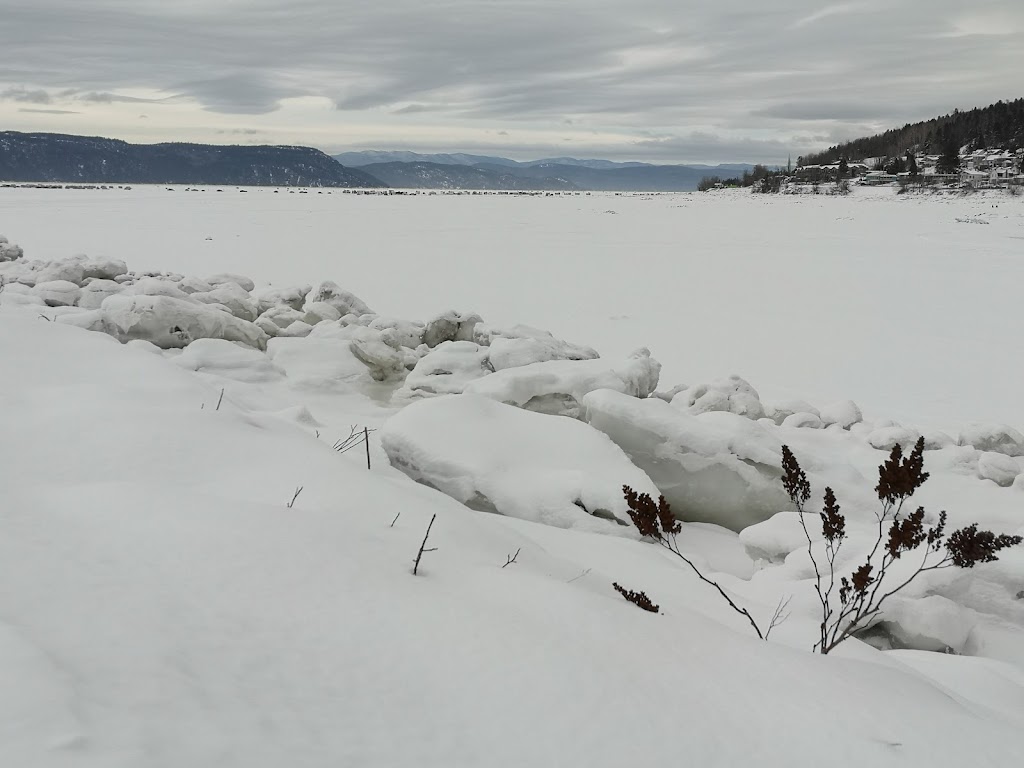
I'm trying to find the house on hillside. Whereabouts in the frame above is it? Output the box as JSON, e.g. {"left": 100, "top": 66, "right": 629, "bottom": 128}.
{"left": 793, "top": 163, "right": 868, "bottom": 182}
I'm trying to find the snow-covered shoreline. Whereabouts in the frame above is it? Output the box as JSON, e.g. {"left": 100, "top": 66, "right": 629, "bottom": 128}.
{"left": 3, "top": 191, "right": 1024, "bottom": 765}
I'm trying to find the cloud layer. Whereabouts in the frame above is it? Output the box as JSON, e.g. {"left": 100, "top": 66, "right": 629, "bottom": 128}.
{"left": 1, "top": 0, "right": 1021, "bottom": 162}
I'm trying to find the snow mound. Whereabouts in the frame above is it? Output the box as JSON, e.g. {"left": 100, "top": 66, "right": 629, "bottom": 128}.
{"left": 255, "top": 284, "right": 310, "bottom": 313}
{"left": 766, "top": 399, "right": 819, "bottom": 425}
{"left": 205, "top": 272, "right": 256, "bottom": 292}
{"left": 99, "top": 294, "right": 269, "bottom": 350}
{"left": 380, "top": 394, "right": 658, "bottom": 532}
{"left": 0, "top": 236, "right": 24, "bottom": 261}
{"left": 739, "top": 512, "right": 820, "bottom": 564}
{"left": 423, "top": 309, "right": 482, "bottom": 347}
{"left": 396, "top": 340, "right": 493, "bottom": 399}
{"left": 819, "top": 400, "right": 863, "bottom": 429}
{"left": 464, "top": 348, "right": 661, "bottom": 419}
{"left": 672, "top": 375, "right": 765, "bottom": 419}
{"left": 192, "top": 282, "right": 259, "bottom": 322}
{"left": 958, "top": 423, "right": 1024, "bottom": 457}
{"left": 82, "top": 256, "right": 128, "bottom": 281}
{"left": 172, "top": 338, "right": 284, "bottom": 383}
{"left": 31, "top": 280, "right": 81, "bottom": 307}
{"left": 254, "top": 305, "right": 307, "bottom": 336}
{"left": 977, "top": 452, "right": 1021, "bottom": 487}
{"left": 868, "top": 425, "right": 922, "bottom": 451}
{"left": 78, "top": 278, "right": 124, "bottom": 309}
{"left": 582, "top": 389, "right": 788, "bottom": 531}
{"left": 304, "top": 280, "right": 373, "bottom": 318}
{"left": 781, "top": 412, "right": 823, "bottom": 429}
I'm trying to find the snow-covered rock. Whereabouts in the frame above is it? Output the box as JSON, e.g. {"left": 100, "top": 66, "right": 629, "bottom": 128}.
{"left": 35, "top": 261, "right": 85, "bottom": 286}
{"left": 868, "top": 425, "right": 922, "bottom": 452}
{"left": 977, "top": 452, "right": 1021, "bottom": 488}
{"left": 255, "top": 284, "right": 311, "bottom": 314}
{"left": 348, "top": 328, "right": 407, "bottom": 381}
{"left": 766, "top": 400, "right": 819, "bottom": 425}
{"left": 380, "top": 394, "right": 659, "bottom": 532}
{"left": 0, "top": 236, "right": 24, "bottom": 262}
{"left": 923, "top": 431, "right": 956, "bottom": 451}
{"left": 266, "top": 336, "right": 375, "bottom": 388}
{"left": 77, "top": 279, "right": 124, "bottom": 309}
{"left": 82, "top": 257, "right": 128, "bottom": 281}
{"left": 739, "top": 512, "right": 819, "bottom": 564}
{"left": 582, "top": 389, "right": 789, "bottom": 531}
{"left": 367, "top": 316, "right": 425, "bottom": 350}
{"left": 98, "top": 294, "right": 269, "bottom": 350}
{"left": 673, "top": 375, "right": 765, "bottom": 420}
{"left": 123, "top": 277, "right": 196, "bottom": 302}
{"left": 395, "top": 341, "right": 493, "bottom": 399}
{"left": 487, "top": 334, "right": 599, "bottom": 370}
{"left": 304, "top": 281, "right": 372, "bottom": 318}
{"left": 255, "top": 306, "right": 307, "bottom": 336}
{"left": 276, "top": 320, "right": 315, "bottom": 338}
{"left": 652, "top": 383, "right": 689, "bottom": 403}
{"left": 302, "top": 301, "right": 342, "bottom": 325}
{"left": 781, "top": 412, "right": 824, "bottom": 429}
{"left": 31, "top": 280, "right": 81, "bottom": 307}
{"left": 0, "top": 289, "right": 46, "bottom": 308}
{"left": 866, "top": 595, "right": 976, "bottom": 654}
{"left": 172, "top": 338, "right": 284, "bottom": 383}
{"left": 423, "top": 310, "right": 482, "bottom": 348}
{"left": 464, "top": 348, "right": 660, "bottom": 419}
{"left": 958, "top": 424, "right": 1024, "bottom": 457}
{"left": 205, "top": 272, "right": 255, "bottom": 292}
{"left": 192, "top": 283, "right": 259, "bottom": 322}
{"left": 819, "top": 400, "right": 863, "bottom": 429}
{"left": 177, "top": 276, "right": 215, "bottom": 295}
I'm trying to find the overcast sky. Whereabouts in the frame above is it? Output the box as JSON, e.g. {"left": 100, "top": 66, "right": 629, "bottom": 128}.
{"left": 1, "top": 0, "right": 1021, "bottom": 163}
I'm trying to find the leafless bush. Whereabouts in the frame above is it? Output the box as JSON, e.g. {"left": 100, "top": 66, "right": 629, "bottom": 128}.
{"left": 782, "top": 438, "right": 1022, "bottom": 654}
{"left": 622, "top": 486, "right": 789, "bottom": 639}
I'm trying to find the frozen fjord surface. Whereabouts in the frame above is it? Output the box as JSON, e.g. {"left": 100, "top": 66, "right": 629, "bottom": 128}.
{"left": 3, "top": 185, "right": 1024, "bottom": 430}
{"left": 1, "top": 314, "right": 1023, "bottom": 768}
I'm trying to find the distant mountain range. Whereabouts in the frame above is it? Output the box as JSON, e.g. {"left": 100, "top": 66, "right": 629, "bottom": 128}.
{"left": 0, "top": 132, "right": 383, "bottom": 187}
{"left": 0, "top": 131, "right": 758, "bottom": 191}
{"left": 336, "top": 150, "right": 756, "bottom": 191}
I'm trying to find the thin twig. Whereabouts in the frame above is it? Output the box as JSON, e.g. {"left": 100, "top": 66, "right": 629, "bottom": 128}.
{"left": 364, "top": 426, "right": 371, "bottom": 470}
{"left": 413, "top": 514, "right": 438, "bottom": 575}
{"left": 215, "top": 388, "right": 225, "bottom": 411}
{"left": 287, "top": 485, "right": 303, "bottom": 509}
{"left": 765, "top": 595, "right": 793, "bottom": 640}
{"left": 390, "top": 512, "right": 400, "bottom": 528}
{"left": 502, "top": 548, "right": 521, "bottom": 568}
{"left": 567, "top": 568, "right": 591, "bottom": 583}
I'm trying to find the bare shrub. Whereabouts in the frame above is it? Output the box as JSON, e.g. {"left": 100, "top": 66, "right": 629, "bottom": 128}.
{"left": 782, "top": 438, "right": 1022, "bottom": 654}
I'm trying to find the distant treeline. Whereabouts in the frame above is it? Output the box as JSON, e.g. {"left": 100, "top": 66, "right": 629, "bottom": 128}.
{"left": 698, "top": 165, "right": 788, "bottom": 193}
{"left": 801, "top": 98, "right": 1024, "bottom": 165}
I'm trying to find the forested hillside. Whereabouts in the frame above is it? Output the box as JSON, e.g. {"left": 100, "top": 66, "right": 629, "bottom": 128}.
{"left": 802, "top": 98, "right": 1024, "bottom": 165}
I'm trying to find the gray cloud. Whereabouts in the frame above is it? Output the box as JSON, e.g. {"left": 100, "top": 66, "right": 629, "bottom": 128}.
{"left": 1, "top": 0, "right": 1022, "bottom": 162}
{"left": 1, "top": 86, "right": 52, "bottom": 104}
{"left": 18, "top": 107, "right": 79, "bottom": 114}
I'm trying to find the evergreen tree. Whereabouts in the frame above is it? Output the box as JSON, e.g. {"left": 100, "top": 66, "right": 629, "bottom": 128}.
{"left": 937, "top": 135, "right": 961, "bottom": 174}
{"left": 838, "top": 157, "right": 849, "bottom": 179}
{"left": 906, "top": 151, "right": 919, "bottom": 178}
